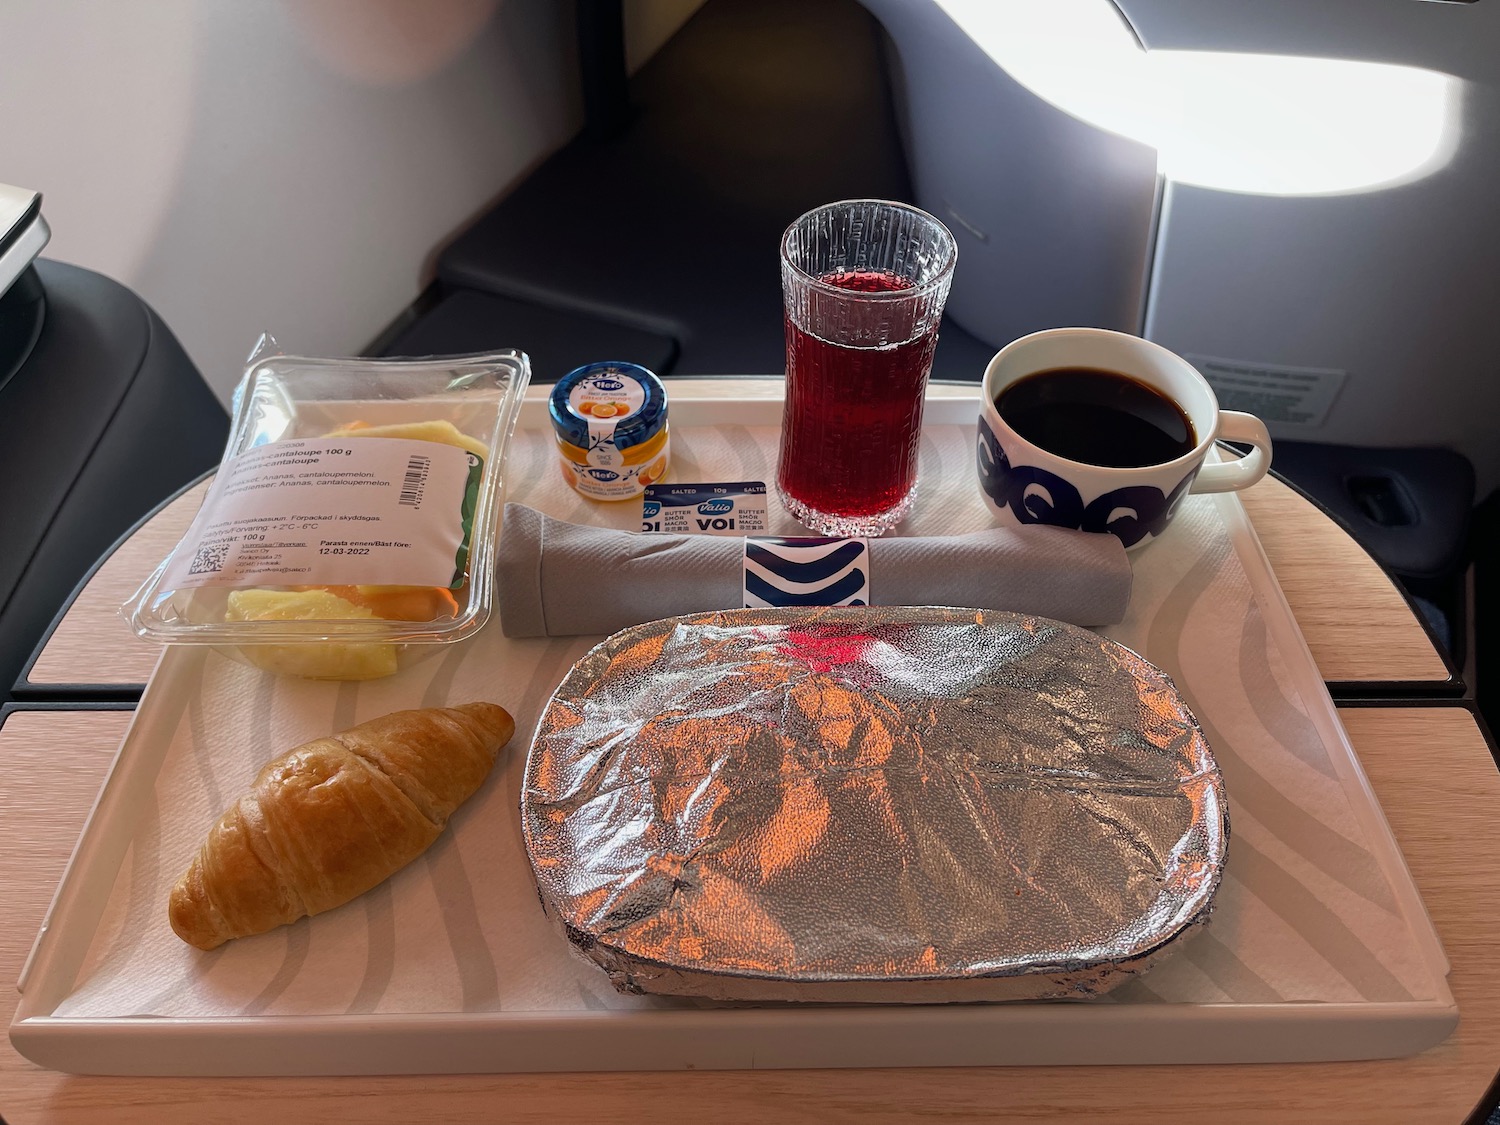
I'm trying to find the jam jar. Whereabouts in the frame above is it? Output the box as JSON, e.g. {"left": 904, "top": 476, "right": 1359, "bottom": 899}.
{"left": 549, "top": 361, "right": 670, "bottom": 501}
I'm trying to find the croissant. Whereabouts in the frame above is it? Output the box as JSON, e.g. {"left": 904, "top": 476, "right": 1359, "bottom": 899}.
{"left": 169, "top": 702, "right": 515, "bottom": 950}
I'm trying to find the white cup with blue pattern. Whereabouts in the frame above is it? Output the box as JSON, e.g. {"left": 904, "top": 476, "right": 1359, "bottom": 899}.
{"left": 978, "top": 328, "right": 1272, "bottom": 550}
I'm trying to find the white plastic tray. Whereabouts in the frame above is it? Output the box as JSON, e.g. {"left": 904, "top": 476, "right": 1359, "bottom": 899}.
{"left": 10, "top": 392, "right": 1455, "bottom": 1075}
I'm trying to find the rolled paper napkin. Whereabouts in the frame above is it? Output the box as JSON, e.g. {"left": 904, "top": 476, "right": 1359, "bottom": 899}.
{"left": 497, "top": 503, "right": 1132, "bottom": 638}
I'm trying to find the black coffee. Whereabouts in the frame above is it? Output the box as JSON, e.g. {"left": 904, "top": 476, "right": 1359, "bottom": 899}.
{"left": 995, "top": 367, "right": 1196, "bottom": 468}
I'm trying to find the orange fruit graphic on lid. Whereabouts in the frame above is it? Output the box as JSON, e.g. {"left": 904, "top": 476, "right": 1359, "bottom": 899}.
{"left": 638, "top": 456, "right": 667, "bottom": 486}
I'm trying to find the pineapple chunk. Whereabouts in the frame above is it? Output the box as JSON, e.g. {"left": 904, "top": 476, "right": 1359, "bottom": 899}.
{"left": 225, "top": 589, "right": 398, "bottom": 681}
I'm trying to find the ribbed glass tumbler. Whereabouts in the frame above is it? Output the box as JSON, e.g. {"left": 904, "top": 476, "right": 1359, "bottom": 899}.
{"left": 776, "top": 199, "right": 957, "bottom": 536}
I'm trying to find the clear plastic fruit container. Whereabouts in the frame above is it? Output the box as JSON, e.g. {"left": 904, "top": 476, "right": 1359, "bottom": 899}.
{"left": 123, "top": 343, "right": 530, "bottom": 680}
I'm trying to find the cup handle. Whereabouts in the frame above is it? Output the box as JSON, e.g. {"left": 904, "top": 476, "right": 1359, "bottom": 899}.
{"left": 1191, "top": 412, "right": 1273, "bottom": 494}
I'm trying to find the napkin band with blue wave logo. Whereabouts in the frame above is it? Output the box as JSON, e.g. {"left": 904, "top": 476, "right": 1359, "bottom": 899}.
{"left": 743, "top": 537, "right": 870, "bottom": 608}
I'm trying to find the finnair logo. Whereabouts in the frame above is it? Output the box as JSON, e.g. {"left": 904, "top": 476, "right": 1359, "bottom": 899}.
{"left": 743, "top": 536, "right": 869, "bottom": 608}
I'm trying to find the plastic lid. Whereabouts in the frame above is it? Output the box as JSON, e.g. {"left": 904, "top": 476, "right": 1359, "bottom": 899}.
{"left": 549, "top": 362, "right": 668, "bottom": 451}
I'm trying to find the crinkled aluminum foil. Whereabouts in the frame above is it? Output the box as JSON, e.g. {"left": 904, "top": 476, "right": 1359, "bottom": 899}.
{"left": 522, "top": 607, "right": 1227, "bottom": 1003}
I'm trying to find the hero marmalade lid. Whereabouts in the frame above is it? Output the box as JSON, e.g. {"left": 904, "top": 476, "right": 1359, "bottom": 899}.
{"left": 549, "top": 361, "right": 668, "bottom": 452}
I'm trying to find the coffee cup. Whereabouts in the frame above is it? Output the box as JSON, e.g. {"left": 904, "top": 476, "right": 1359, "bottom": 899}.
{"left": 977, "top": 328, "right": 1272, "bottom": 549}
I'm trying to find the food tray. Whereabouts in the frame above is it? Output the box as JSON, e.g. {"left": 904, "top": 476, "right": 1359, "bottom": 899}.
{"left": 10, "top": 391, "right": 1455, "bottom": 1075}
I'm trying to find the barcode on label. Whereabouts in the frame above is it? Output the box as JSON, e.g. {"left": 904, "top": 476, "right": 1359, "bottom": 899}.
{"left": 400, "top": 455, "right": 430, "bottom": 508}
{"left": 188, "top": 542, "right": 229, "bottom": 575}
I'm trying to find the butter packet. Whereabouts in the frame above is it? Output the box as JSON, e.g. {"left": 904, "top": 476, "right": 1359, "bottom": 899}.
{"left": 642, "top": 481, "right": 769, "bottom": 536}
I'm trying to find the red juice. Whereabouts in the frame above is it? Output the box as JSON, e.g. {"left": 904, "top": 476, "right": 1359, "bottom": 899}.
{"left": 777, "top": 269, "right": 939, "bottom": 522}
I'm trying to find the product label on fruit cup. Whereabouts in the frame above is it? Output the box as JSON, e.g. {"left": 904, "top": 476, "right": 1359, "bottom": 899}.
{"left": 162, "top": 437, "right": 480, "bottom": 590}
{"left": 643, "top": 482, "right": 769, "bottom": 535}
{"left": 742, "top": 537, "right": 870, "bottom": 608}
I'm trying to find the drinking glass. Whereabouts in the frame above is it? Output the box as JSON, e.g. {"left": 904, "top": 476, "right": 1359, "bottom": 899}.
{"left": 776, "top": 199, "right": 957, "bottom": 536}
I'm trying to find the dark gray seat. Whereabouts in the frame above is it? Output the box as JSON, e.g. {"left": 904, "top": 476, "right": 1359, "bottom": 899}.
{"left": 379, "top": 289, "right": 678, "bottom": 386}
{"left": 395, "top": 0, "right": 999, "bottom": 382}
{"left": 428, "top": 0, "right": 918, "bottom": 378}
{"left": 1, "top": 260, "right": 228, "bottom": 697}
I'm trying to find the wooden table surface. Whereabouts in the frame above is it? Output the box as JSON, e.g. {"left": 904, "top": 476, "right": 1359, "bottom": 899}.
{"left": 2, "top": 378, "right": 1490, "bottom": 1123}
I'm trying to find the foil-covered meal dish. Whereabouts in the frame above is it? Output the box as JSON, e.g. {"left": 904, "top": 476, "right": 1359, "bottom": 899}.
{"left": 522, "top": 606, "right": 1228, "bottom": 1003}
